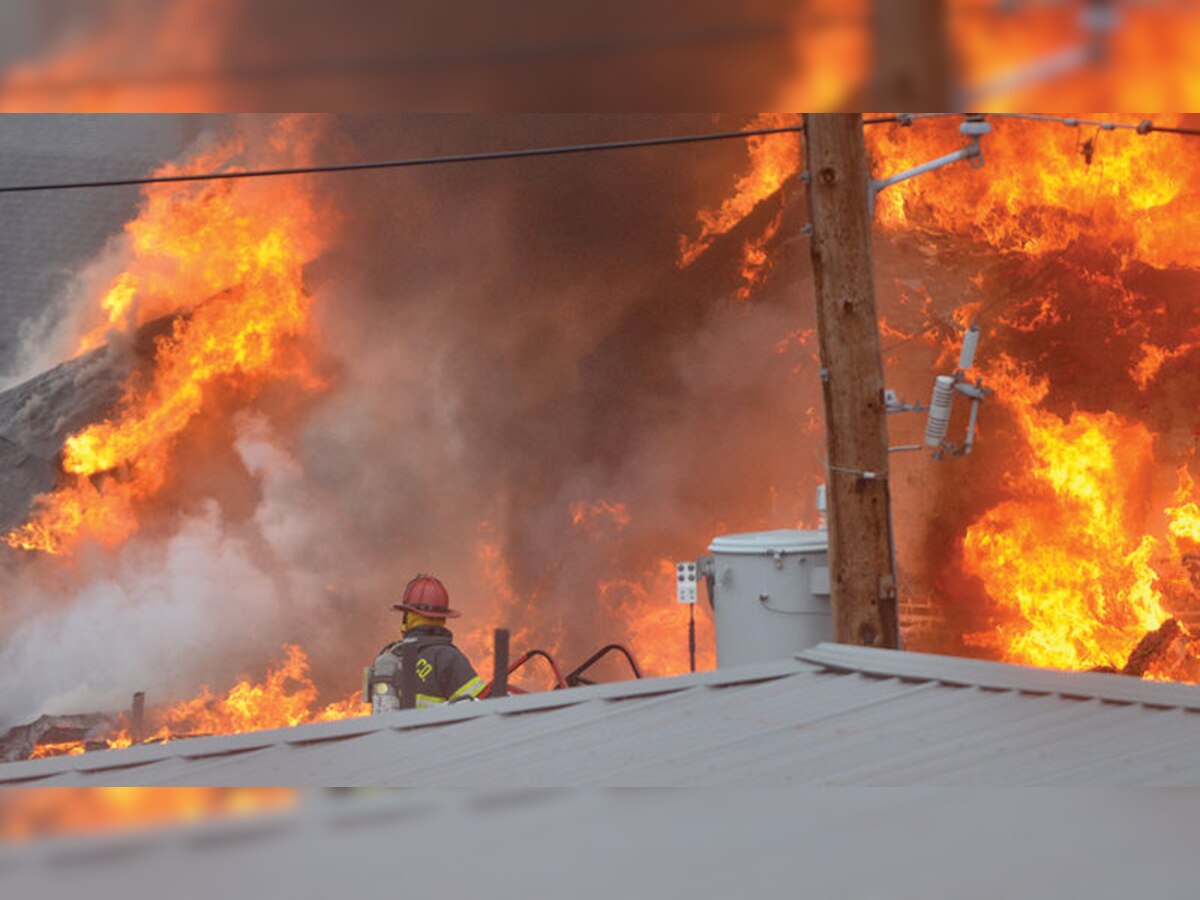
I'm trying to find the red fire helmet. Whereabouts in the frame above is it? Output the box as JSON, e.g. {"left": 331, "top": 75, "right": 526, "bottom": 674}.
{"left": 392, "top": 574, "right": 461, "bottom": 618}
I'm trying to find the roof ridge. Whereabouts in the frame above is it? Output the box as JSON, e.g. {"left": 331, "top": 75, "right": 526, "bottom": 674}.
{"left": 798, "top": 643, "right": 1200, "bottom": 710}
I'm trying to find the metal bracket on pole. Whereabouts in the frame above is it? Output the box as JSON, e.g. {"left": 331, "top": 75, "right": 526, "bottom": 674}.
{"left": 868, "top": 115, "right": 991, "bottom": 217}
{"left": 884, "top": 391, "right": 926, "bottom": 454}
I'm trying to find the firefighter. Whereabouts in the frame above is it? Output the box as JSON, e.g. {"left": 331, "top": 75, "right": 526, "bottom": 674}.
{"left": 366, "top": 574, "right": 485, "bottom": 713}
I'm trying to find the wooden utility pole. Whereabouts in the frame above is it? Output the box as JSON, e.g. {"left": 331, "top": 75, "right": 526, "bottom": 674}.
{"left": 803, "top": 113, "right": 899, "bottom": 649}
{"left": 872, "top": 0, "right": 956, "bottom": 109}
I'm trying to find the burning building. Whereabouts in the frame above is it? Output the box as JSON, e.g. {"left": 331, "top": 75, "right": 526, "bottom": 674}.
{"left": 1, "top": 112, "right": 1199, "bottom": 762}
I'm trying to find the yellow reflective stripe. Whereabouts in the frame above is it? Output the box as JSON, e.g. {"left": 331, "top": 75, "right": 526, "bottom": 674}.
{"left": 450, "top": 676, "right": 486, "bottom": 700}
{"left": 415, "top": 694, "right": 445, "bottom": 708}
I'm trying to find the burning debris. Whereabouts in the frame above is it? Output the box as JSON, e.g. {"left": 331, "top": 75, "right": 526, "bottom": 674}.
{"left": 6, "top": 644, "right": 364, "bottom": 761}
{"left": 0, "top": 713, "right": 115, "bottom": 763}
{"left": 1118, "top": 618, "right": 1184, "bottom": 678}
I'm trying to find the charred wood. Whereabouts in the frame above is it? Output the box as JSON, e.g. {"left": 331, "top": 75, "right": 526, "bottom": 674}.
{"left": 1122, "top": 618, "right": 1184, "bottom": 678}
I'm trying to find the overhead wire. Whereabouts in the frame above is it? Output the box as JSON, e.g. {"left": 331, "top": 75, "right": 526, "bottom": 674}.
{"left": 3, "top": 113, "right": 1198, "bottom": 197}
{"left": 0, "top": 123, "right": 806, "bottom": 195}
{"left": 990, "top": 112, "right": 1200, "bottom": 136}
{"left": 862, "top": 113, "right": 962, "bottom": 126}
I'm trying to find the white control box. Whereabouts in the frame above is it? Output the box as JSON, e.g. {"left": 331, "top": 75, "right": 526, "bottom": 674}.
{"left": 675, "top": 561, "right": 699, "bottom": 604}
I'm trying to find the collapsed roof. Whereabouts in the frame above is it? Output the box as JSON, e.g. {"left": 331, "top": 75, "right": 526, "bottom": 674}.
{"left": 0, "top": 314, "right": 175, "bottom": 536}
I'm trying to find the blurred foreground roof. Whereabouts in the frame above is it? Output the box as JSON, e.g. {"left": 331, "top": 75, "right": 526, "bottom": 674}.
{"left": 2, "top": 788, "right": 1197, "bottom": 900}
{"left": 5, "top": 642, "right": 1200, "bottom": 786}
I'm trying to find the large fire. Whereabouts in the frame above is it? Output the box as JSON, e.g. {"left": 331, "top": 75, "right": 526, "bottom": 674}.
{"left": 10, "top": 111, "right": 1200, "bottom": 763}
{"left": 684, "top": 112, "right": 1200, "bottom": 684}
{"left": 864, "top": 115, "right": 1200, "bottom": 678}
{"left": 4, "top": 118, "right": 326, "bottom": 555}
{"left": 0, "top": 117, "right": 370, "bottom": 758}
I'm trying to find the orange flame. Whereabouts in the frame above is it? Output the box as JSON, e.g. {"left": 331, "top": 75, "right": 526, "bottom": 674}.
{"left": 27, "top": 741, "right": 89, "bottom": 761}
{"left": 598, "top": 559, "right": 715, "bottom": 677}
{"left": 678, "top": 113, "right": 801, "bottom": 281}
{"left": 0, "top": 0, "right": 235, "bottom": 113}
{"left": 0, "top": 788, "right": 296, "bottom": 841}
{"left": 867, "top": 115, "right": 1199, "bottom": 269}
{"left": 734, "top": 209, "right": 784, "bottom": 302}
{"left": 149, "top": 644, "right": 363, "bottom": 740}
{"left": 1132, "top": 342, "right": 1200, "bottom": 391}
{"left": 30, "top": 644, "right": 364, "bottom": 760}
{"left": 569, "top": 499, "right": 632, "bottom": 530}
{"left": 1166, "top": 467, "right": 1200, "bottom": 553}
{"left": 4, "top": 118, "right": 328, "bottom": 555}
{"left": 960, "top": 357, "right": 1172, "bottom": 671}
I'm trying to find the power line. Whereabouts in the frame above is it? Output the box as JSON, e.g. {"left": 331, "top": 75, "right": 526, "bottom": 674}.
{"left": 862, "top": 113, "right": 961, "bottom": 126}
{"left": 868, "top": 111, "right": 1200, "bottom": 139}
{"left": 6, "top": 113, "right": 1194, "bottom": 197}
{"left": 990, "top": 112, "right": 1200, "bottom": 137}
{"left": 1136, "top": 122, "right": 1200, "bottom": 137}
{"left": 0, "top": 124, "right": 806, "bottom": 195}
{"left": 989, "top": 113, "right": 1144, "bottom": 131}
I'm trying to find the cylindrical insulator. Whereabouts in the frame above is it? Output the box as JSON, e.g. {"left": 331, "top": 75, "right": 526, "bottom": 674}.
{"left": 924, "top": 375, "right": 956, "bottom": 447}
{"left": 958, "top": 324, "right": 980, "bottom": 372}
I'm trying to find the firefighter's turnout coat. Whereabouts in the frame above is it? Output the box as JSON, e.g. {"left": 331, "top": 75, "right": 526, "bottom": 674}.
{"left": 369, "top": 625, "right": 485, "bottom": 712}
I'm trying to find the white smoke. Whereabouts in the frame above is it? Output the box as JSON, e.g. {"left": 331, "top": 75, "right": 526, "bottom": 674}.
{"left": 0, "top": 411, "right": 363, "bottom": 729}
{"left": 0, "top": 501, "right": 285, "bottom": 727}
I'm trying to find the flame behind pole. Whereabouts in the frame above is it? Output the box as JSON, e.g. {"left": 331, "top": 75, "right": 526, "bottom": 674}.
{"left": 871, "top": 0, "right": 955, "bottom": 109}
{"left": 803, "top": 113, "right": 900, "bottom": 649}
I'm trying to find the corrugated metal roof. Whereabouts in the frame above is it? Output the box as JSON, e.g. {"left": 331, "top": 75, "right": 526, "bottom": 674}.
{"left": 5, "top": 643, "right": 1200, "bottom": 786}
{"left": 6, "top": 787, "right": 1200, "bottom": 900}
{"left": 2, "top": 788, "right": 1197, "bottom": 900}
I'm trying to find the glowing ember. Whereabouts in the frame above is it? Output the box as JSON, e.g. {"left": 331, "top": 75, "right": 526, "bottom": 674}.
{"left": 569, "top": 500, "right": 632, "bottom": 530}
{"left": 1132, "top": 341, "right": 1200, "bottom": 391}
